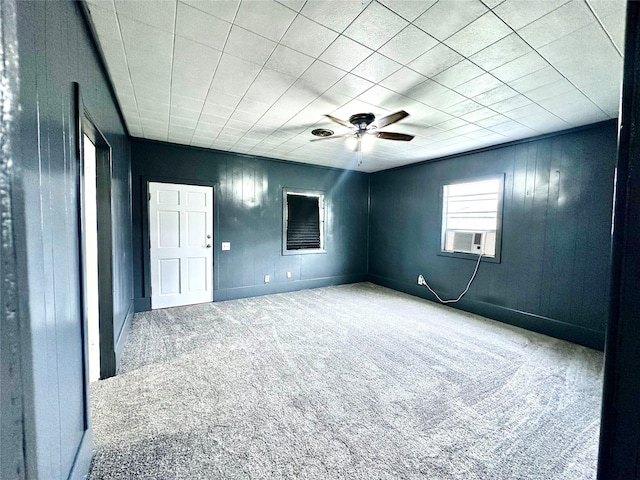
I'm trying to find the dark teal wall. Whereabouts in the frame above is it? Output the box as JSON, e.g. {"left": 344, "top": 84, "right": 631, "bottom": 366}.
{"left": 131, "top": 140, "right": 369, "bottom": 307}
{"left": 14, "top": 1, "right": 132, "bottom": 477}
{"left": 368, "top": 122, "right": 617, "bottom": 349}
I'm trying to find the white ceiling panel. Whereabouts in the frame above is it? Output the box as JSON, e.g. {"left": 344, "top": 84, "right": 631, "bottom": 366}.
{"left": 114, "top": 0, "right": 176, "bottom": 32}
{"left": 445, "top": 12, "right": 512, "bottom": 57}
{"left": 414, "top": 0, "right": 487, "bottom": 41}
{"left": 87, "top": 0, "right": 626, "bottom": 172}
{"left": 320, "top": 35, "right": 373, "bottom": 72}
{"left": 279, "top": 15, "right": 339, "bottom": 58}
{"left": 378, "top": 25, "right": 438, "bottom": 65}
{"left": 233, "top": 0, "right": 296, "bottom": 42}
{"left": 175, "top": 2, "right": 231, "bottom": 50}
{"left": 179, "top": 0, "right": 240, "bottom": 23}
{"left": 343, "top": 1, "right": 408, "bottom": 50}
{"left": 493, "top": 0, "right": 570, "bottom": 31}
{"left": 351, "top": 53, "right": 402, "bottom": 83}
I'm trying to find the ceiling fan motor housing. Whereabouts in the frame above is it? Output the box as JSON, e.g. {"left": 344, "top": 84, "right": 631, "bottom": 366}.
{"left": 349, "top": 113, "right": 375, "bottom": 130}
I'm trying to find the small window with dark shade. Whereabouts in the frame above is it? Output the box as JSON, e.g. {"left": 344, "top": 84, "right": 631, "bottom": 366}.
{"left": 283, "top": 189, "right": 325, "bottom": 255}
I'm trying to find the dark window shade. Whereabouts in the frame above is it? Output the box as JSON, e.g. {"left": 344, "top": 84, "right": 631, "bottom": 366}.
{"left": 287, "top": 195, "right": 320, "bottom": 250}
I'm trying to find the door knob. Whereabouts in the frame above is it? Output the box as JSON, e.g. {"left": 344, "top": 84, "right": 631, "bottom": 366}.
{"left": 206, "top": 244, "right": 212, "bottom": 248}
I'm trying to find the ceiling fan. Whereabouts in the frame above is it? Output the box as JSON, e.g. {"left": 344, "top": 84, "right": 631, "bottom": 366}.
{"left": 310, "top": 110, "right": 415, "bottom": 152}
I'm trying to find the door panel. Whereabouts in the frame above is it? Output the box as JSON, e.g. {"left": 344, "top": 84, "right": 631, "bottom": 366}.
{"left": 150, "top": 182, "right": 213, "bottom": 308}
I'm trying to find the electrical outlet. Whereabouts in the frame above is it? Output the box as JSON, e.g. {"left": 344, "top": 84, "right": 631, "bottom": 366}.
{"left": 286, "top": 272, "right": 292, "bottom": 279}
{"left": 221, "top": 242, "right": 231, "bottom": 251}
{"left": 264, "top": 274, "right": 270, "bottom": 283}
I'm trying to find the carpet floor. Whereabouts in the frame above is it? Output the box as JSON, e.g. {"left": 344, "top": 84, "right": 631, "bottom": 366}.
{"left": 88, "top": 282, "right": 603, "bottom": 479}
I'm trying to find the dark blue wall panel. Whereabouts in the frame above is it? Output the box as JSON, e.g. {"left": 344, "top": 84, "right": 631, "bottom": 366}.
{"left": 368, "top": 122, "right": 617, "bottom": 349}
{"left": 14, "top": 1, "right": 132, "bottom": 477}
{"left": 131, "top": 140, "right": 369, "bottom": 307}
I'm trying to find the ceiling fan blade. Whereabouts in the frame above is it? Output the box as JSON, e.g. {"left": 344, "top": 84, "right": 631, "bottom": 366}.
{"left": 309, "top": 133, "right": 352, "bottom": 142}
{"left": 376, "top": 110, "right": 409, "bottom": 129}
{"left": 324, "top": 114, "right": 352, "bottom": 128}
{"left": 376, "top": 131, "right": 415, "bottom": 141}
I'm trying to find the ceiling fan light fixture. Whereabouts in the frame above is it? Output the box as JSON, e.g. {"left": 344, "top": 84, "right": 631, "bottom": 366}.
{"left": 311, "top": 128, "right": 334, "bottom": 137}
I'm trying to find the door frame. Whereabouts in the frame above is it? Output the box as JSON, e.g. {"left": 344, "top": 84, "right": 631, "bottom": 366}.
{"left": 75, "top": 83, "right": 116, "bottom": 380}
{"left": 141, "top": 176, "right": 219, "bottom": 308}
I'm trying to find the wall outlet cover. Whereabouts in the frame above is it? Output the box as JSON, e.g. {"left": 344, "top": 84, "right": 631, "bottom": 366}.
{"left": 221, "top": 242, "right": 231, "bottom": 251}
{"left": 264, "top": 274, "right": 270, "bottom": 283}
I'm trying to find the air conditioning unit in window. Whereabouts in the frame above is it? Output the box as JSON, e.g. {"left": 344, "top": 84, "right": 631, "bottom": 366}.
{"left": 452, "top": 231, "right": 485, "bottom": 254}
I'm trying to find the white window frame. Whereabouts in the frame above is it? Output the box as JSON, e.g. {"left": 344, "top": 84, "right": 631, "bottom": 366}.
{"left": 440, "top": 175, "right": 504, "bottom": 262}
{"left": 282, "top": 188, "right": 326, "bottom": 255}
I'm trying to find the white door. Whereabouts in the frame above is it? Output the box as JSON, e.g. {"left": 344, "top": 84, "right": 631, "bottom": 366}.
{"left": 149, "top": 182, "right": 213, "bottom": 309}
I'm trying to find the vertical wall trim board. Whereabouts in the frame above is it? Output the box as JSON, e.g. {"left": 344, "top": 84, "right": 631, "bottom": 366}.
{"left": 114, "top": 300, "right": 134, "bottom": 371}
{"left": 598, "top": 1, "right": 640, "bottom": 478}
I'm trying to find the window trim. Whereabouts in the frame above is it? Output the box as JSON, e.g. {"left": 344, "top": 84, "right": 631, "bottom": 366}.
{"left": 282, "top": 188, "right": 326, "bottom": 256}
{"left": 438, "top": 174, "right": 505, "bottom": 264}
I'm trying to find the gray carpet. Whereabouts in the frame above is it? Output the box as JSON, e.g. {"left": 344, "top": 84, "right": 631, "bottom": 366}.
{"left": 89, "top": 282, "right": 603, "bottom": 479}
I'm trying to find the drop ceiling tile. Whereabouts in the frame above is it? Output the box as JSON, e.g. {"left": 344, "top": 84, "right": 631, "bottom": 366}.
{"left": 175, "top": 2, "right": 231, "bottom": 51}
{"left": 343, "top": 1, "right": 408, "bottom": 50}
{"left": 129, "top": 65, "right": 171, "bottom": 92}
{"left": 461, "top": 107, "right": 498, "bottom": 122}
{"left": 171, "top": 36, "right": 221, "bottom": 99}
{"left": 299, "top": 0, "right": 370, "bottom": 32}
{"left": 447, "top": 99, "right": 483, "bottom": 116}
{"left": 119, "top": 16, "right": 173, "bottom": 60}
{"left": 489, "top": 94, "right": 532, "bottom": 113}
{"left": 179, "top": 0, "right": 241, "bottom": 23}
{"left": 279, "top": 15, "right": 339, "bottom": 57}
{"left": 597, "top": 7, "right": 626, "bottom": 53}
{"left": 409, "top": 44, "right": 464, "bottom": 78}
{"left": 517, "top": 0, "right": 594, "bottom": 49}
{"left": 276, "top": 0, "right": 306, "bottom": 12}
{"left": 171, "top": 94, "right": 204, "bottom": 111}
{"left": 406, "top": 81, "right": 466, "bottom": 109}
{"left": 493, "top": 0, "right": 569, "bottom": 30}
{"left": 454, "top": 73, "right": 504, "bottom": 98}
{"left": 413, "top": 0, "right": 488, "bottom": 41}
{"left": 209, "top": 54, "right": 262, "bottom": 97}
{"left": 200, "top": 113, "right": 229, "bottom": 127}
{"left": 229, "top": 110, "right": 263, "bottom": 125}
{"left": 117, "top": 94, "right": 137, "bottom": 110}
{"left": 446, "top": 12, "right": 512, "bottom": 57}
{"left": 170, "top": 107, "right": 201, "bottom": 120}
{"left": 524, "top": 78, "right": 576, "bottom": 103}
{"left": 468, "top": 34, "right": 531, "bottom": 71}
{"left": 450, "top": 123, "right": 484, "bottom": 136}
{"left": 326, "top": 74, "right": 375, "bottom": 98}
{"left": 378, "top": 25, "right": 438, "bottom": 65}
{"left": 515, "top": 111, "right": 569, "bottom": 131}
{"left": 244, "top": 69, "right": 297, "bottom": 104}
{"left": 351, "top": 53, "right": 402, "bottom": 83}
{"left": 503, "top": 103, "right": 547, "bottom": 120}
{"left": 432, "top": 60, "right": 485, "bottom": 89}
{"left": 201, "top": 102, "right": 234, "bottom": 118}
{"left": 378, "top": 0, "right": 436, "bottom": 22}
{"left": 226, "top": 118, "right": 254, "bottom": 131}
{"left": 170, "top": 116, "right": 198, "bottom": 128}
{"left": 320, "top": 35, "right": 374, "bottom": 72}
{"left": 472, "top": 84, "right": 519, "bottom": 106}
{"left": 265, "top": 45, "right": 315, "bottom": 78}
{"left": 205, "top": 91, "right": 242, "bottom": 109}
{"left": 509, "top": 66, "right": 564, "bottom": 94}
{"left": 233, "top": 0, "right": 296, "bottom": 42}
{"left": 137, "top": 98, "right": 169, "bottom": 114}
{"left": 380, "top": 67, "right": 427, "bottom": 94}
{"left": 224, "top": 26, "right": 277, "bottom": 66}
{"left": 356, "top": 85, "right": 399, "bottom": 109}
{"left": 114, "top": 0, "right": 176, "bottom": 32}
{"left": 87, "top": 4, "right": 123, "bottom": 44}
{"left": 491, "top": 51, "right": 549, "bottom": 83}
{"left": 134, "top": 84, "right": 170, "bottom": 103}
{"left": 476, "top": 114, "right": 511, "bottom": 128}
{"left": 296, "top": 61, "right": 346, "bottom": 95}
{"left": 236, "top": 97, "right": 274, "bottom": 116}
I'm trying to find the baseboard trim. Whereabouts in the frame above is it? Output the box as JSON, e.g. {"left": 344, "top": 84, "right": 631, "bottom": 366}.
{"left": 134, "top": 297, "right": 151, "bottom": 312}
{"left": 67, "top": 430, "right": 93, "bottom": 480}
{"left": 213, "top": 274, "right": 367, "bottom": 302}
{"left": 114, "top": 300, "right": 134, "bottom": 372}
{"left": 368, "top": 274, "right": 605, "bottom": 350}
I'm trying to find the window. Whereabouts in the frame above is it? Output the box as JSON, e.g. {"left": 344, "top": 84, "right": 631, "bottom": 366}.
{"left": 282, "top": 189, "right": 325, "bottom": 255}
{"left": 441, "top": 176, "right": 503, "bottom": 259}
